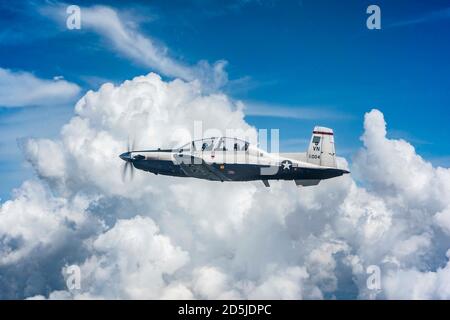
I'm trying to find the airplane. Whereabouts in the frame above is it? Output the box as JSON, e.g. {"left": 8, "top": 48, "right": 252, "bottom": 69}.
{"left": 119, "top": 126, "right": 349, "bottom": 187}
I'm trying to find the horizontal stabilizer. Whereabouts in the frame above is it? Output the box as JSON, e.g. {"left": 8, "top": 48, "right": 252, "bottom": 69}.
{"left": 295, "top": 179, "right": 320, "bottom": 187}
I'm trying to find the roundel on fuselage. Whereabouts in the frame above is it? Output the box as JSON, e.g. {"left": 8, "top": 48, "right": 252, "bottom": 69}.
{"left": 281, "top": 160, "right": 292, "bottom": 171}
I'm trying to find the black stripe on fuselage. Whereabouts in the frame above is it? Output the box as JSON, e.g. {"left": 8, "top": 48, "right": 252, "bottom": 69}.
{"left": 133, "top": 159, "right": 186, "bottom": 177}
{"left": 133, "top": 158, "right": 347, "bottom": 181}
{"left": 132, "top": 149, "right": 173, "bottom": 153}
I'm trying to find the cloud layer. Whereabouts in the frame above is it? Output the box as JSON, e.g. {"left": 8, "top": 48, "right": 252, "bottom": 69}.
{"left": 0, "top": 68, "right": 80, "bottom": 108}
{"left": 1, "top": 72, "right": 450, "bottom": 299}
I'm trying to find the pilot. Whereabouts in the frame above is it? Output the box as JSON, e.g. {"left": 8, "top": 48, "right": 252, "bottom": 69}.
{"left": 202, "top": 142, "right": 208, "bottom": 151}
{"left": 234, "top": 143, "right": 238, "bottom": 151}
{"left": 244, "top": 142, "right": 249, "bottom": 151}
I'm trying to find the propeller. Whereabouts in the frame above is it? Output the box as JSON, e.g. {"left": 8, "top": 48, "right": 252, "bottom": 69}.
{"left": 120, "top": 137, "right": 135, "bottom": 182}
{"left": 121, "top": 160, "right": 134, "bottom": 182}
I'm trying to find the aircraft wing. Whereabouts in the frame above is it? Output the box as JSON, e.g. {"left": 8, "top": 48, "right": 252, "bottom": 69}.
{"left": 173, "top": 154, "right": 232, "bottom": 182}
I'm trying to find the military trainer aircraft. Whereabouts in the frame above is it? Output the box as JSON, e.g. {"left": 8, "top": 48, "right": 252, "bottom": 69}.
{"left": 119, "top": 126, "right": 349, "bottom": 187}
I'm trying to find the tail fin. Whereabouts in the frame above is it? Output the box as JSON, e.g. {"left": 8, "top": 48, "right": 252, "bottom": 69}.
{"left": 306, "top": 126, "right": 337, "bottom": 168}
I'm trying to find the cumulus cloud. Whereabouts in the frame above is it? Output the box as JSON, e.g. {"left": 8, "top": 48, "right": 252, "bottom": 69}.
{"left": 246, "top": 266, "right": 322, "bottom": 299}
{"left": 67, "top": 216, "right": 190, "bottom": 299}
{"left": 383, "top": 249, "right": 450, "bottom": 299}
{"left": 1, "top": 72, "right": 450, "bottom": 300}
{"left": 0, "top": 68, "right": 80, "bottom": 107}
{"left": 0, "top": 180, "right": 94, "bottom": 265}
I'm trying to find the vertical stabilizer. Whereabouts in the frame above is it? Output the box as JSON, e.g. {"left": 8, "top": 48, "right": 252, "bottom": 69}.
{"left": 306, "top": 126, "right": 337, "bottom": 168}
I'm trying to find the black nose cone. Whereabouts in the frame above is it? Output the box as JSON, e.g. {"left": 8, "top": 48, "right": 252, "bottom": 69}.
{"left": 119, "top": 152, "right": 132, "bottom": 162}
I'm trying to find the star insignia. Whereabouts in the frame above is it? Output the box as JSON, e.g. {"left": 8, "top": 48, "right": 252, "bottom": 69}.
{"left": 281, "top": 161, "right": 292, "bottom": 170}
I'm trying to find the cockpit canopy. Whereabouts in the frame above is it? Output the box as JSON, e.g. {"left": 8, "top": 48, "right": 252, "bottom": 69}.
{"left": 178, "top": 137, "right": 250, "bottom": 152}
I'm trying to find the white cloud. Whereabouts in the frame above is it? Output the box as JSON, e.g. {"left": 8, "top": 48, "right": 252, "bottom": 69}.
{"left": 383, "top": 250, "right": 450, "bottom": 299}
{"left": 192, "top": 266, "right": 241, "bottom": 299}
{"left": 246, "top": 266, "right": 320, "bottom": 300}
{"left": 43, "top": 5, "right": 229, "bottom": 91}
{"left": 70, "top": 216, "right": 190, "bottom": 299}
{"left": 1, "top": 72, "right": 450, "bottom": 299}
{"left": 353, "top": 109, "right": 450, "bottom": 208}
{"left": 24, "top": 139, "right": 66, "bottom": 181}
{"left": 389, "top": 7, "right": 450, "bottom": 28}
{"left": 0, "top": 180, "right": 95, "bottom": 265}
{"left": 434, "top": 207, "right": 450, "bottom": 235}
{"left": 0, "top": 68, "right": 80, "bottom": 107}
{"left": 244, "top": 101, "right": 351, "bottom": 120}
{"left": 81, "top": 6, "right": 194, "bottom": 80}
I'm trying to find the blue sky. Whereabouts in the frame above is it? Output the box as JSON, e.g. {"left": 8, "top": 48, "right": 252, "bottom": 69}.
{"left": 1, "top": 0, "right": 450, "bottom": 200}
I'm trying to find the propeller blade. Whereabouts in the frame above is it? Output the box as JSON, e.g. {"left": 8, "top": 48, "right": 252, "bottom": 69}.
{"left": 122, "top": 136, "right": 136, "bottom": 183}
{"left": 121, "top": 161, "right": 135, "bottom": 182}
{"left": 127, "top": 136, "right": 136, "bottom": 152}
{"left": 130, "top": 163, "right": 134, "bottom": 180}
{"left": 122, "top": 162, "right": 129, "bottom": 182}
